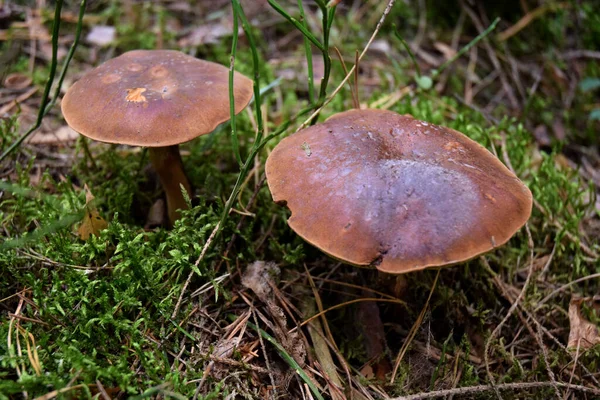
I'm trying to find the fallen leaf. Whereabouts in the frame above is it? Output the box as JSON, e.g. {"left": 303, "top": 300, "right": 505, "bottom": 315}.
{"left": 86, "top": 25, "right": 116, "bottom": 47}
{"left": 568, "top": 296, "right": 600, "bottom": 350}
{"left": 178, "top": 23, "right": 236, "bottom": 47}
{"left": 3, "top": 73, "right": 32, "bottom": 90}
{"left": 144, "top": 198, "right": 166, "bottom": 230}
{"left": 241, "top": 261, "right": 280, "bottom": 303}
{"left": 78, "top": 184, "right": 108, "bottom": 240}
{"left": 368, "top": 39, "right": 391, "bottom": 54}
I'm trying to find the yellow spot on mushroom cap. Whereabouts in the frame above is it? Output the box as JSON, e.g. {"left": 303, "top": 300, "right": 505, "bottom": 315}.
{"left": 126, "top": 88, "right": 147, "bottom": 102}
{"left": 444, "top": 141, "right": 462, "bottom": 151}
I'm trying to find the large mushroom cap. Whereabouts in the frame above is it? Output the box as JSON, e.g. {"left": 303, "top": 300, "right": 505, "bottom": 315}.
{"left": 61, "top": 50, "right": 253, "bottom": 147}
{"left": 265, "top": 109, "right": 533, "bottom": 274}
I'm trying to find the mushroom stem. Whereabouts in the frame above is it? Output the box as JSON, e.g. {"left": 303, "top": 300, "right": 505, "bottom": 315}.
{"left": 148, "top": 145, "right": 192, "bottom": 227}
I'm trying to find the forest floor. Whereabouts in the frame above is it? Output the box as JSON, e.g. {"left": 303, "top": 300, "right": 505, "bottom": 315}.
{"left": 1, "top": 0, "right": 599, "bottom": 399}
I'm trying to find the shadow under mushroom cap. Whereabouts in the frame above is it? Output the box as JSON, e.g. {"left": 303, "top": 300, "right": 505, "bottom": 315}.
{"left": 265, "top": 109, "right": 533, "bottom": 274}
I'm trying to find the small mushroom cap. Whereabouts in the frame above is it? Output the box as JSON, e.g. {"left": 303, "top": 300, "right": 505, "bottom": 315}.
{"left": 265, "top": 109, "right": 533, "bottom": 274}
{"left": 61, "top": 50, "right": 253, "bottom": 147}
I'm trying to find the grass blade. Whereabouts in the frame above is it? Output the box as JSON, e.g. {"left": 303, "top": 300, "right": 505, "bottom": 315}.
{"left": 0, "top": 0, "right": 87, "bottom": 163}
{"left": 267, "top": 0, "right": 324, "bottom": 52}
{"left": 433, "top": 17, "right": 500, "bottom": 77}
{"left": 232, "top": 0, "right": 264, "bottom": 144}
{"left": 229, "top": 1, "right": 242, "bottom": 166}
{"left": 297, "top": 0, "right": 315, "bottom": 104}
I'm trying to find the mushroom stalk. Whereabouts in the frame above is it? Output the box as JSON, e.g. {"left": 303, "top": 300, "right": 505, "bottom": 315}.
{"left": 148, "top": 146, "right": 192, "bottom": 227}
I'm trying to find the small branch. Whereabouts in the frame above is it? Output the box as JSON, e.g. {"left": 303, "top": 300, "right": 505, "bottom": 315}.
{"left": 390, "top": 381, "right": 600, "bottom": 400}
{"left": 535, "top": 272, "right": 600, "bottom": 311}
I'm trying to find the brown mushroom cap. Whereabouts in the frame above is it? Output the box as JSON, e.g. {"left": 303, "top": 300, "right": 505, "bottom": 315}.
{"left": 265, "top": 109, "right": 533, "bottom": 274}
{"left": 61, "top": 50, "right": 253, "bottom": 147}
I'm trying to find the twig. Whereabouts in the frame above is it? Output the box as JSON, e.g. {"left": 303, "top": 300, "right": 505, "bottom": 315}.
{"left": 8, "top": 312, "right": 22, "bottom": 397}
{"left": 299, "top": 297, "right": 407, "bottom": 328}
{"left": 230, "top": 309, "right": 325, "bottom": 400}
{"left": 561, "top": 50, "right": 600, "bottom": 60}
{"left": 332, "top": 47, "right": 357, "bottom": 108}
{"left": 461, "top": 2, "right": 519, "bottom": 110}
{"left": 390, "top": 269, "right": 440, "bottom": 384}
{"left": 483, "top": 260, "right": 600, "bottom": 388}
{"left": 0, "top": 87, "right": 37, "bottom": 115}
{"left": 390, "top": 381, "right": 600, "bottom": 400}
{"left": 535, "top": 323, "right": 561, "bottom": 398}
{"left": 524, "top": 308, "right": 600, "bottom": 387}
{"left": 564, "top": 339, "right": 582, "bottom": 400}
{"left": 303, "top": 266, "right": 348, "bottom": 398}
{"left": 484, "top": 224, "right": 535, "bottom": 399}
{"left": 536, "top": 272, "right": 600, "bottom": 310}
{"left": 433, "top": 17, "right": 500, "bottom": 78}
{"left": 497, "top": 2, "right": 571, "bottom": 42}
{"left": 95, "top": 380, "right": 111, "bottom": 400}
{"left": 539, "top": 242, "right": 557, "bottom": 278}
{"left": 8, "top": 313, "right": 49, "bottom": 326}
{"left": 202, "top": 353, "right": 270, "bottom": 374}
{"left": 34, "top": 384, "right": 89, "bottom": 400}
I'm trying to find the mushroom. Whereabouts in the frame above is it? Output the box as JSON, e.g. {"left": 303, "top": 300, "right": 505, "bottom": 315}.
{"left": 61, "top": 49, "right": 253, "bottom": 226}
{"left": 265, "top": 109, "right": 533, "bottom": 274}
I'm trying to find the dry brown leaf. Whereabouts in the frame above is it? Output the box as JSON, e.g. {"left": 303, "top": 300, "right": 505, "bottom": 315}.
{"left": 568, "top": 297, "right": 600, "bottom": 350}
{"left": 86, "top": 25, "right": 116, "bottom": 47}
{"left": 4, "top": 73, "right": 32, "bottom": 90}
{"left": 241, "top": 261, "right": 280, "bottom": 303}
{"left": 78, "top": 184, "right": 108, "bottom": 240}
{"left": 178, "top": 23, "right": 236, "bottom": 47}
